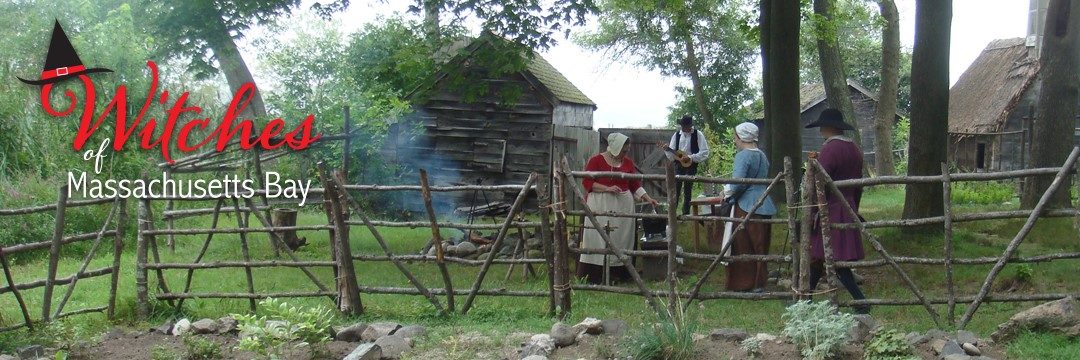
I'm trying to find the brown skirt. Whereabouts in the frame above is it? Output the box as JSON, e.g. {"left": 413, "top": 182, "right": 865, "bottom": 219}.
{"left": 724, "top": 207, "right": 772, "bottom": 291}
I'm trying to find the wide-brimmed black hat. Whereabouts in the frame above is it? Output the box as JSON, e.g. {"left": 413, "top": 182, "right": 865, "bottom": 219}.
{"left": 18, "top": 21, "right": 112, "bottom": 86}
{"left": 678, "top": 115, "right": 693, "bottom": 126}
{"left": 804, "top": 108, "right": 855, "bottom": 131}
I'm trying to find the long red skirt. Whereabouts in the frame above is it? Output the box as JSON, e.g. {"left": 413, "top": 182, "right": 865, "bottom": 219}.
{"left": 724, "top": 207, "right": 772, "bottom": 291}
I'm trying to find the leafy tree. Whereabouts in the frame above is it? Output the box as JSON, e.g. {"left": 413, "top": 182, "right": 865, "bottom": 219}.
{"left": 903, "top": 0, "right": 951, "bottom": 222}
{"left": 1023, "top": 0, "right": 1079, "bottom": 208}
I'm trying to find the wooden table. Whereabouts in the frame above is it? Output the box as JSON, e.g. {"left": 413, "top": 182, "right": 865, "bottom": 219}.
{"left": 689, "top": 196, "right": 726, "bottom": 252}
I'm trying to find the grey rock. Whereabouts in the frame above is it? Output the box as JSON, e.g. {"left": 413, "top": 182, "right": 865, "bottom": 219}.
{"left": 191, "top": 319, "right": 219, "bottom": 334}
{"left": 172, "top": 319, "right": 192, "bottom": 336}
{"left": 930, "top": 339, "right": 947, "bottom": 354}
{"left": 16, "top": 345, "right": 43, "bottom": 360}
{"left": 374, "top": 334, "right": 412, "bottom": 359}
{"left": 550, "top": 322, "right": 575, "bottom": 347}
{"left": 0, "top": 354, "right": 16, "bottom": 360}
{"left": 103, "top": 329, "right": 125, "bottom": 341}
{"left": 600, "top": 319, "right": 628, "bottom": 337}
{"left": 456, "top": 241, "right": 477, "bottom": 255}
{"left": 394, "top": 325, "right": 427, "bottom": 340}
{"left": 153, "top": 321, "right": 175, "bottom": 335}
{"left": 573, "top": 317, "right": 603, "bottom": 335}
{"left": 521, "top": 356, "right": 548, "bottom": 360}
{"left": 520, "top": 334, "right": 555, "bottom": 358}
{"left": 526, "top": 249, "right": 543, "bottom": 259}
{"left": 991, "top": 296, "right": 1080, "bottom": 343}
{"left": 943, "top": 355, "right": 975, "bottom": 360}
{"left": 777, "top": 278, "right": 793, "bottom": 289}
{"left": 336, "top": 323, "right": 370, "bottom": 342}
{"left": 939, "top": 340, "right": 965, "bottom": 357}
{"left": 906, "top": 331, "right": 929, "bottom": 346}
{"left": 217, "top": 317, "right": 238, "bottom": 334}
{"left": 361, "top": 322, "right": 402, "bottom": 342}
{"left": 343, "top": 343, "right": 382, "bottom": 360}
{"left": 926, "top": 329, "right": 949, "bottom": 341}
{"left": 849, "top": 314, "right": 878, "bottom": 343}
{"left": 956, "top": 330, "right": 978, "bottom": 345}
{"left": 445, "top": 244, "right": 460, "bottom": 256}
{"left": 962, "top": 343, "right": 981, "bottom": 356}
{"left": 426, "top": 245, "right": 438, "bottom": 257}
{"left": 709, "top": 328, "right": 749, "bottom": 342}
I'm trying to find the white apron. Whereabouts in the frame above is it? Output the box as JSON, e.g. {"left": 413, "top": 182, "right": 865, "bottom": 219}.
{"left": 580, "top": 191, "right": 636, "bottom": 266}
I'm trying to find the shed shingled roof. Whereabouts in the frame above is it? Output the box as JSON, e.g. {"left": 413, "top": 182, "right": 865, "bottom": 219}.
{"left": 948, "top": 38, "right": 1039, "bottom": 134}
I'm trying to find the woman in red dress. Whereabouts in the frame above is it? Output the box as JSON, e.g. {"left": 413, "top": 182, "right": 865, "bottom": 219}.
{"left": 578, "top": 132, "right": 660, "bottom": 284}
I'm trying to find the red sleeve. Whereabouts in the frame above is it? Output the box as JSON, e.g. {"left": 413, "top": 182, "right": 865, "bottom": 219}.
{"left": 625, "top": 158, "right": 642, "bottom": 193}
{"left": 583, "top": 155, "right": 602, "bottom": 192}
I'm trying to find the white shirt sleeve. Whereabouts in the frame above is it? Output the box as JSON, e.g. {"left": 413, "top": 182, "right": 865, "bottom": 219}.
{"left": 665, "top": 133, "right": 678, "bottom": 161}
{"left": 634, "top": 187, "right": 648, "bottom": 201}
{"left": 690, "top": 130, "right": 710, "bottom": 163}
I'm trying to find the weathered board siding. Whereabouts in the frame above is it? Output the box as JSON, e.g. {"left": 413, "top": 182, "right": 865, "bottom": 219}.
{"left": 553, "top": 125, "right": 600, "bottom": 210}
{"left": 553, "top": 103, "right": 595, "bottom": 128}
{"left": 798, "top": 92, "right": 880, "bottom": 164}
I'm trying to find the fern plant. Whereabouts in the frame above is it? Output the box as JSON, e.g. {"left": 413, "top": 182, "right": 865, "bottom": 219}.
{"left": 782, "top": 301, "right": 855, "bottom": 360}
{"left": 233, "top": 298, "right": 333, "bottom": 360}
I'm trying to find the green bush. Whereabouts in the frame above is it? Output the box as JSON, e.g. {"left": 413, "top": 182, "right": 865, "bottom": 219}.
{"left": 233, "top": 298, "right": 333, "bottom": 360}
{"left": 626, "top": 300, "right": 697, "bottom": 360}
{"left": 951, "top": 181, "right": 1016, "bottom": 205}
{"left": 863, "top": 329, "right": 917, "bottom": 360}
{"left": 182, "top": 334, "right": 222, "bottom": 360}
{"left": 782, "top": 301, "right": 855, "bottom": 360}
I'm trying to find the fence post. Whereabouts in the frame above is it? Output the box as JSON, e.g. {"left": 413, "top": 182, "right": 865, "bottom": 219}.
{"left": 136, "top": 198, "right": 151, "bottom": 320}
{"left": 230, "top": 199, "right": 259, "bottom": 312}
{"left": 108, "top": 198, "right": 127, "bottom": 319}
{"left": 0, "top": 246, "right": 33, "bottom": 331}
{"left": 665, "top": 163, "right": 679, "bottom": 313}
{"left": 419, "top": 169, "right": 454, "bottom": 312}
{"left": 536, "top": 177, "right": 556, "bottom": 316}
{"left": 798, "top": 159, "right": 815, "bottom": 301}
{"left": 326, "top": 169, "right": 363, "bottom": 315}
{"left": 941, "top": 163, "right": 957, "bottom": 326}
{"left": 784, "top": 158, "right": 799, "bottom": 298}
{"left": 813, "top": 162, "right": 840, "bottom": 304}
{"left": 41, "top": 185, "right": 68, "bottom": 322}
{"left": 553, "top": 166, "right": 572, "bottom": 319}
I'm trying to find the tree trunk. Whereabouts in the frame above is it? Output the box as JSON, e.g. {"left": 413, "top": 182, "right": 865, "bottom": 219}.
{"left": 760, "top": 0, "right": 773, "bottom": 161}
{"left": 903, "top": 0, "right": 951, "bottom": 222}
{"left": 208, "top": 8, "right": 268, "bottom": 120}
{"left": 423, "top": 0, "right": 441, "bottom": 45}
{"left": 1023, "top": 0, "right": 1079, "bottom": 208}
{"left": 873, "top": 0, "right": 900, "bottom": 176}
{"left": 685, "top": 36, "right": 717, "bottom": 129}
{"left": 814, "top": 0, "right": 863, "bottom": 149}
{"left": 766, "top": 0, "right": 802, "bottom": 201}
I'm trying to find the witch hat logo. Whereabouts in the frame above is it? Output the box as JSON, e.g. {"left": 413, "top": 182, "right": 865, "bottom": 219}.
{"left": 18, "top": 20, "right": 113, "bottom": 86}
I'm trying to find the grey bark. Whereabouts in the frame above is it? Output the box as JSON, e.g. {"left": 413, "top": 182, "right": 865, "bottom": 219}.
{"left": 765, "top": 0, "right": 802, "bottom": 201}
{"left": 814, "top": 0, "right": 863, "bottom": 148}
{"left": 873, "top": 0, "right": 900, "bottom": 176}
{"left": 903, "top": 0, "right": 951, "bottom": 222}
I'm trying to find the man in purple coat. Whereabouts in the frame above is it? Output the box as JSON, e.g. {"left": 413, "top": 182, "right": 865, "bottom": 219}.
{"left": 805, "top": 108, "right": 868, "bottom": 314}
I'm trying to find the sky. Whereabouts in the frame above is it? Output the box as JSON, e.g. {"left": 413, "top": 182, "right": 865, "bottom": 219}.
{"left": 243, "top": 0, "right": 1032, "bottom": 130}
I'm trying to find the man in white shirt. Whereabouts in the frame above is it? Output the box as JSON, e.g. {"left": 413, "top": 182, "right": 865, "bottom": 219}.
{"left": 666, "top": 115, "right": 711, "bottom": 215}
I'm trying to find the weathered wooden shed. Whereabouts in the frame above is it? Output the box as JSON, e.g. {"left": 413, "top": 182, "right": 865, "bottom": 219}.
{"left": 385, "top": 35, "right": 599, "bottom": 207}
{"left": 947, "top": 38, "right": 1080, "bottom": 172}
{"left": 756, "top": 79, "right": 895, "bottom": 165}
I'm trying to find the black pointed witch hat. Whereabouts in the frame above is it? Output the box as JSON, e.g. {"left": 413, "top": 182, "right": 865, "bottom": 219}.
{"left": 18, "top": 20, "right": 112, "bottom": 86}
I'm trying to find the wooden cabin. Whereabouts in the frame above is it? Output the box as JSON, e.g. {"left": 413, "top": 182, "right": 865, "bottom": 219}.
{"left": 948, "top": 38, "right": 1080, "bottom": 172}
{"left": 385, "top": 35, "right": 599, "bottom": 208}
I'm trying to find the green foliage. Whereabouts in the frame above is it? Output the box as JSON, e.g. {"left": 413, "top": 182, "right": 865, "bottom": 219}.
{"left": 1013, "top": 264, "right": 1035, "bottom": 284}
{"left": 1008, "top": 331, "right": 1080, "bottom": 359}
{"left": 863, "top": 329, "right": 917, "bottom": 360}
{"left": 151, "top": 345, "right": 180, "bottom": 360}
{"left": 893, "top": 117, "right": 910, "bottom": 175}
{"left": 740, "top": 336, "right": 764, "bottom": 358}
{"left": 233, "top": 298, "right": 333, "bottom": 360}
{"left": 182, "top": 334, "right": 223, "bottom": 360}
{"left": 782, "top": 301, "right": 855, "bottom": 360}
{"left": 951, "top": 181, "right": 1016, "bottom": 205}
{"left": 626, "top": 300, "right": 697, "bottom": 360}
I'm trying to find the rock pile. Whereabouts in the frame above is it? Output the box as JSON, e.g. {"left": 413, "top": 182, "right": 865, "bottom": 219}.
{"left": 333, "top": 322, "right": 427, "bottom": 359}
{"left": 426, "top": 231, "right": 545, "bottom": 260}
{"left": 516, "top": 318, "right": 627, "bottom": 360}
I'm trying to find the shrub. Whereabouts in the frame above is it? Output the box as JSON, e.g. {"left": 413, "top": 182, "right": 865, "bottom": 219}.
{"left": 740, "top": 336, "right": 764, "bottom": 359}
{"left": 233, "top": 298, "right": 333, "bottom": 360}
{"left": 1013, "top": 263, "right": 1034, "bottom": 284}
{"left": 951, "top": 181, "right": 1015, "bottom": 205}
{"left": 863, "top": 329, "right": 917, "bottom": 360}
{"left": 626, "top": 299, "right": 697, "bottom": 360}
{"left": 182, "top": 334, "right": 222, "bottom": 360}
{"left": 782, "top": 301, "right": 855, "bottom": 360}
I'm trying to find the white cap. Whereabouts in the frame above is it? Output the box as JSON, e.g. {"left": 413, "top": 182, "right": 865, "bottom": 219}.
{"left": 607, "top": 132, "right": 629, "bottom": 156}
{"left": 735, "top": 122, "right": 759, "bottom": 142}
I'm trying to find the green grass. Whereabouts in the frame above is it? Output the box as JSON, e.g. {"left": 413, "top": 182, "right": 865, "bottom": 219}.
{"left": 1, "top": 186, "right": 1079, "bottom": 356}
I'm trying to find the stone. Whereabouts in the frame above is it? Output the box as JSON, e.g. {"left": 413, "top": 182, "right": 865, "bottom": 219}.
{"left": 103, "top": 329, "right": 125, "bottom": 341}
{"left": 709, "top": 328, "right": 749, "bottom": 342}
{"left": 445, "top": 244, "right": 460, "bottom": 256}
{"left": 519, "top": 334, "right": 555, "bottom": 358}
{"left": 939, "top": 340, "right": 965, "bottom": 357}
{"left": 906, "top": 331, "right": 929, "bottom": 346}
{"left": 550, "top": 322, "right": 576, "bottom": 347}
{"left": 426, "top": 246, "right": 438, "bottom": 257}
{"left": 930, "top": 339, "right": 947, "bottom": 354}
{"left": 749, "top": 333, "right": 777, "bottom": 343}
{"left": 943, "top": 355, "right": 974, "bottom": 360}
{"left": 777, "top": 278, "right": 793, "bottom": 289}
{"left": 394, "top": 325, "right": 427, "bottom": 340}
{"left": 962, "top": 343, "right": 981, "bottom": 356}
{"left": 521, "top": 356, "right": 548, "bottom": 360}
{"left": 152, "top": 321, "right": 175, "bottom": 335}
{"left": 600, "top": 319, "right": 628, "bottom": 337}
{"left": 336, "top": 323, "right": 370, "bottom": 342}
{"left": 15, "top": 345, "right": 43, "bottom": 360}
{"left": 172, "top": 318, "right": 192, "bottom": 336}
{"left": 217, "top": 317, "right": 238, "bottom": 334}
{"left": 849, "top": 314, "right": 878, "bottom": 343}
{"left": 573, "top": 317, "right": 603, "bottom": 335}
{"left": 956, "top": 330, "right": 978, "bottom": 345}
{"left": 526, "top": 249, "right": 543, "bottom": 259}
{"left": 362, "top": 322, "right": 402, "bottom": 342}
{"left": 374, "top": 334, "right": 412, "bottom": 359}
{"left": 991, "top": 297, "right": 1080, "bottom": 343}
{"left": 926, "top": 329, "right": 949, "bottom": 340}
{"left": 191, "top": 319, "right": 219, "bottom": 334}
{"left": 343, "top": 343, "right": 382, "bottom": 360}
{"left": 456, "top": 242, "right": 477, "bottom": 255}
{"left": 0, "top": 354, "right": 16, "bottom": 360}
